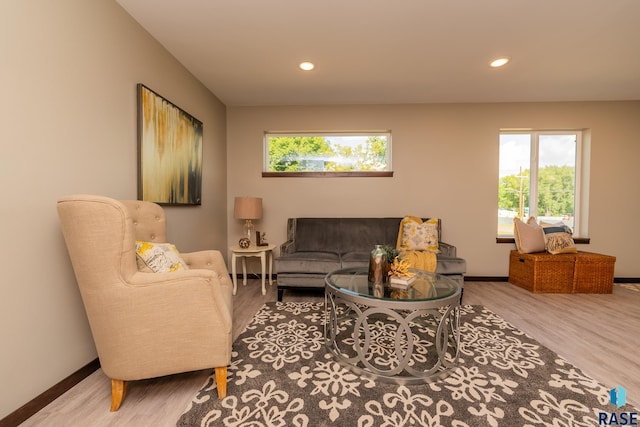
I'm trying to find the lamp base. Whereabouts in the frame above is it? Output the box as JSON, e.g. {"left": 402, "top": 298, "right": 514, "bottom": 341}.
{"left": 244, "top": 219, "right": 255, "bottom": 245}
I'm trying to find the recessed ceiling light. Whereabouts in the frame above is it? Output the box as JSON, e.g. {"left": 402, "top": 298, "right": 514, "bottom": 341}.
{"left": 489, "top": 57, "right": 510, "bottom": 68}
{"left": 299, "top": 61, "right": 315, "bottom": 71}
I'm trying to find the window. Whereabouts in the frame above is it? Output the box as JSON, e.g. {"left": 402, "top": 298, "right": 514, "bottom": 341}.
{"left": 497, "top": 130, "right": 583, "bottom": 237}
{"left": 263, "top": 131, "right": 392, "bottom": 177}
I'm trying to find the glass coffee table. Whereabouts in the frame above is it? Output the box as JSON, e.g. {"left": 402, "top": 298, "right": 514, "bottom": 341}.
{"left": 324, "top": 267, "right": 461, "bottom": 384}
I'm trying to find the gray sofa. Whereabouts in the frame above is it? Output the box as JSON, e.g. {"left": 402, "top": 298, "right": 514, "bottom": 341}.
{"left": 274, "top": 217, "right": 466, "bottom": 301}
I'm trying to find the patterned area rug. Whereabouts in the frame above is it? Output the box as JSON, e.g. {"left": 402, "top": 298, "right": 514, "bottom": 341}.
{"left": 178, "top": 302, "right": 636, "bottom": 426}
{"left": 616, "top": 283, "right": 640, "bottom": 293}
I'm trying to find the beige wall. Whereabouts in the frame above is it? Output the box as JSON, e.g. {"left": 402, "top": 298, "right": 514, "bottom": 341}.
{"left": 2, "top": 1, "right": 639, "bottom": 420}
{"left": 0, "top": 0, "right": 227, "bottom": 418}
{"left": 227, "top": 102, "right": 640, "bottom": 278}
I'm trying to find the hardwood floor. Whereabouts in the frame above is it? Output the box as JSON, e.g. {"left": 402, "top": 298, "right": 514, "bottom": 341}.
{"left": 18, "top": 279, "right": 639, "bottom": 426}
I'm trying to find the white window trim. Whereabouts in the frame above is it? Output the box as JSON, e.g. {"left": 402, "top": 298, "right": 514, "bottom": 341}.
{"left": 499, "top": 129, "right": 586, "bottom": 237}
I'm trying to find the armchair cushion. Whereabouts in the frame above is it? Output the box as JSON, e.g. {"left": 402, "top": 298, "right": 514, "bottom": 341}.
{"left": 135, "top": 241, "right": 189, "bottom": 273}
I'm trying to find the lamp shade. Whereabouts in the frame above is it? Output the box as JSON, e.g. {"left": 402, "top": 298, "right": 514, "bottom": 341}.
{"left": 234, "top": 197, "right": 263, "bottom": 220}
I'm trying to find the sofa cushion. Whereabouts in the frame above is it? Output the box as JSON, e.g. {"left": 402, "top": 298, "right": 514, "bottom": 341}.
{"left": 293, "top": 219, "right": 342, "bottom": 253}
{"left": 338, "top": 218, "right": 390, "bottom": 253}
{"left": 274, "top": 251, "right": 341, "bottom": 274}
{"left": 340, "top": 251, "right": 371, "bottom": 269}
{"left": 338, "top": 251, "right": 467, "bottom": 276}
{"left": 435, "top": 256, "right": 467, "bottom": 275}
{"left": 276, "top": 273, "right": 329, "bottom": 288}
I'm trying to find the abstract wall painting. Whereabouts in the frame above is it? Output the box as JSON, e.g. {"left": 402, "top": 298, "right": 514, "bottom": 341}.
{"left": 137, "top": 84, "right": 203, "bottom": 205}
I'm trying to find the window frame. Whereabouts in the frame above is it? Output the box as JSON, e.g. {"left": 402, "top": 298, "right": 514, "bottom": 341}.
{"left": 262, "top": 131, "right": 393, "bottom": 177}
{"left": 497, "top": 129, "right": 586, "bottom": 240}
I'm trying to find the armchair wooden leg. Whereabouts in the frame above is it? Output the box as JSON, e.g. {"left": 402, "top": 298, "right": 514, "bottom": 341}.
{"left": 215, "top": 367, "right": 227, "bottom": 398}
{"left": 110, "top": 379, "right": 127, "bottom": 412}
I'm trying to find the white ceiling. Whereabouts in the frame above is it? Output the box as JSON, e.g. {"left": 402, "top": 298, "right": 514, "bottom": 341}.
{"left": 116, "top": 0, "right": 640, "bottom": 107}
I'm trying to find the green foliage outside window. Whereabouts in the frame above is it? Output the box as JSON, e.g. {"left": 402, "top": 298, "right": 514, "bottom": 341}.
{"left": 498, "top": 165, "right": 575, "bottom": 217}
{"left": 267, "top": 134, "right": 389, "bottom": 172}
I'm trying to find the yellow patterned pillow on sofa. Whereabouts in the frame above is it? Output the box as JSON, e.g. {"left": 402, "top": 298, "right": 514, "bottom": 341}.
{"left": 135, "top": 241, "right": 189, "bottom": 273}
{"left": 399, "top": 217, "right": 439, "bottom": 253}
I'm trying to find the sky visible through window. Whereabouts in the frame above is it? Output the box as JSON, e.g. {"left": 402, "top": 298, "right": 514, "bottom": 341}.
{"left": 499, "top": 134, "right": 576, "bottom": 177}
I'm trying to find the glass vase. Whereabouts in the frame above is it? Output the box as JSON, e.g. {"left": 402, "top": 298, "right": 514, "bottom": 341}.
{"left": 368, "top": 245, "right": 388, "bottom": 285}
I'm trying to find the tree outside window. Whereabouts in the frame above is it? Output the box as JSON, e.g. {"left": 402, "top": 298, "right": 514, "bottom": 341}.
{"left": 498, "top": 131, "right": 582, "bottom": 237}
{"left": 264, "top": 132, "right": 391, "bottom": 175}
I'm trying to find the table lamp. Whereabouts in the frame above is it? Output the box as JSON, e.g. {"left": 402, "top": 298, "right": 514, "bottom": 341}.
{"left": 234, "top": 197, "right": 263, "bottom": 245}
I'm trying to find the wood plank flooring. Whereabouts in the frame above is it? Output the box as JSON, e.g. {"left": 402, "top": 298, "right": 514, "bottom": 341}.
{"left": 18, "top": 279, "right": 640, "bottom": 426}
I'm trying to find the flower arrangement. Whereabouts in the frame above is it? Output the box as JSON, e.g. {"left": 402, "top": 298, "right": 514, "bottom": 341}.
{"left": 388, "top": 256, "right": 414, "bottom": 279}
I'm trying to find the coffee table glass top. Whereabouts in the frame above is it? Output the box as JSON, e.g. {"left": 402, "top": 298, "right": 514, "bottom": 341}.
{"left": 325, "top": 267, "right": 458, "bottom": 302}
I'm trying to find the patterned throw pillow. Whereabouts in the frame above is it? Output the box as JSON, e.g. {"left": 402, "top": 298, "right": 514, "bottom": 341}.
{"left": 541, "top": 222, "right": 577, "bottom": 255}
{"left": 135, "top": 241, "right": 189, "bottom": 273}
{"left": 513, "top": 217, "right": 546, "bottom": 254}
{"left": 399, "top": 217, "right": 439, "bottom": 253}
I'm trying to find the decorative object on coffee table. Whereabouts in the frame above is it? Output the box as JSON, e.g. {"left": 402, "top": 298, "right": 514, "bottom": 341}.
{"left": 388, "top": 256, "right": 415, "bottom": 287}
{"left": 367, "top": 244, "right": 388, "bottom": 284}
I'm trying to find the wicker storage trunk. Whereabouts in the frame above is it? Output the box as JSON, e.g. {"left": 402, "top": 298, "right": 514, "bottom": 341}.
{"left": 508, "top": 250, "right": 616, "bottom": 294}
{"left": 509, "top": 250, "right": 574, "bottom": 293}
{"left": 573, "top": 251, "right": 616, "bottom": 293}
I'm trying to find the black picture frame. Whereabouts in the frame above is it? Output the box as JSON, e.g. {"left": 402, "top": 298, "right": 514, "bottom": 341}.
{"left": 256, "top": 231, "right": 268, "bottom": 246}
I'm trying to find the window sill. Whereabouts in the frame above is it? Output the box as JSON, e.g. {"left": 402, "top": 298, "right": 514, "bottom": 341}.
{"left": 497, "top": 237, "right": 591, "bottom": 244}
{"left": 262, "top": 171, "right": 393, "bottom": 178}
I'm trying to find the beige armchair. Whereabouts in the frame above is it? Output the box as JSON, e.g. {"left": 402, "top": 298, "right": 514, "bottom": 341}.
{"left": 57, "top": 195, "right": 233, "bottom": 411}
